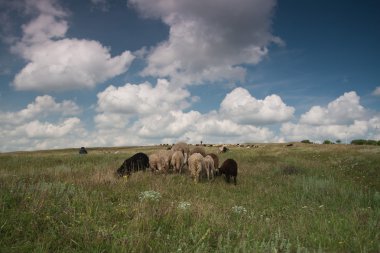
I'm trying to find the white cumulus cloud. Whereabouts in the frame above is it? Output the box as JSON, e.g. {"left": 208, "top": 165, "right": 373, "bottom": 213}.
{"left": 0, "top": 95, "right": 86, "bottom": 152}
{"left": 129, "top": 0, "right": 280, "bottom": 85}
{"left": 11, "top": 0, "right": 134, "bottom": 91}
{"left": 281, "top": 91, "right": 377, "bottom": 143}
{"left": 220, "top": 87, "right": 295, "bottom": 125}
{"left": 90, "top": 80, "right": 285, "bottom": 147}
{"left": 96, "top": 79, "right": 192, "bottom": 115}
{"left": 0, "top": 95, "right": 80, "bottom": 125}
{"left": 372, "top": 86, "right": 380, "bottom": 96}
{"left": 299, "top": 91, "right": 367, "bottom": 125}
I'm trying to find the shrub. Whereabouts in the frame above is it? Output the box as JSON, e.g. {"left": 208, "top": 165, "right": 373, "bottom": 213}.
{"left": 301, "top": 140, "right": 313, "bottom": 144}
{"left": 351, "top": 139, "right": 379, "bottom": 145}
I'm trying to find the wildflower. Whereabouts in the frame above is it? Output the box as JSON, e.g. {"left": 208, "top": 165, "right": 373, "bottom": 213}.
{"left": 232, "top": 205, "right": 247, "bottom": 215}
{"left": 139, "top": 190, "right": 161, "bottom": 202}
{"left": 177, "top": 201, "right": 191, "bottom": 210}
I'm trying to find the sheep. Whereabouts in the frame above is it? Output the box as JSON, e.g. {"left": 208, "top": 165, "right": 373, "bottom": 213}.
{"left": 190, "top": 146, "right": 206, "bottom": 157}
{"left": 171, "top": 142, "right": 190, "bottom": 164}
{"left": 157, "top": 150, "right": 174, "bottom": 173}
{"left": 188, "top": 153, "right": 205, "bottom": 183}
{"left": 116, "top": 152, "right": 149, "bottom": 177}
{"left": 206, "top": 153, "right": 219, "bottom": 176}
{"left": 218, "top": 158, "right": 238, "bottom": 185}
{"left": 203, "top": 155, "right": 215, "bottom": 180}
{"left": 79, "top": 147, "right": 87, "bottom": 154}
{"left": 149, "top": 153, "right": 160, "bottom": 172}
{"left": 219, "top": 145, "right": 229, "bottom": 153}
{"left": 171, "top": 150, "right": 185, "bottom": 173}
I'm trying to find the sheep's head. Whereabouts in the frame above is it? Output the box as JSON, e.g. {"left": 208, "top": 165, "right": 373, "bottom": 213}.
{"left": 215, "top": 168, "right": 222, "bottom": 176}
{"left": 116, "top": 165, "right": 131, "bottom": 178}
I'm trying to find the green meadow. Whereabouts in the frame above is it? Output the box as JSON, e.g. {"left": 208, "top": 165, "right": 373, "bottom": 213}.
{"left": 0, "top": 144, "right": 379, "bottom": 252}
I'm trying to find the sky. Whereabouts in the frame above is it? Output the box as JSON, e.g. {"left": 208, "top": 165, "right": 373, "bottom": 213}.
{"left": 0, "top": 0, "right": 380, "bottom": 152}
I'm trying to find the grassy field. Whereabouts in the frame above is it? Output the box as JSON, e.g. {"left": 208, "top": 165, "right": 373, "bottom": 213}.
{"left": 0, "top": 144, "right": 379, "bottom": 252}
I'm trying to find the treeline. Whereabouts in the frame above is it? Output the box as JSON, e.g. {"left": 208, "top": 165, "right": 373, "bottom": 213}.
{"left": 350, "top": 139, "right": 380, "bottom": 145}
{"left": 300, "top": 139, "right": 380, "bottom": 145}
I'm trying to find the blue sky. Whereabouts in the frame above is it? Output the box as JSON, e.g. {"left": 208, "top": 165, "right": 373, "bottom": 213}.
{"left": 0, "top": 0, "right": 379, "bottom": 152}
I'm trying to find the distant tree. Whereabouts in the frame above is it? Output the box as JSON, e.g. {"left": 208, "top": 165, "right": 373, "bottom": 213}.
{"left": 323, "top": 140, "right": 333, "bottom": 144}
{"left": 336, "top": 139, "right": 342, "bottom": 144}
{"left": 301, "top": 140, "right": 312, "bottom": 144}
{"left": 351, "top": 139, "right": 367, "bottom": 145}
{"left": 367, "top": 140, "right": 378, "bottom": 146}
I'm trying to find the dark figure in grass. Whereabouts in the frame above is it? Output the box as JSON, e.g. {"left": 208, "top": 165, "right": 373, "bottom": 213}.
{"left": 116, "top": 152, "right": 149, "bottom": 177}
{"left": 218, "top": 158, "right": 238, "bottom": 185}
{"left": 79, "top": 147, "right": 88, "bottom": 154}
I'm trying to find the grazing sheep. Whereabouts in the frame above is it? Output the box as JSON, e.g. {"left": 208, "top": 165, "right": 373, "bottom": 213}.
{"left": 116, "top": 152, "right": 149, "bottom": 177}
{"left": 190, "top": 146, "right": 206, "bottom": 157}
{"left": 207, "top": 153, "right": 219, "bottom": 176}
{"left": 218, "top": 159, "right": 238, "bottom": 185}
{"left": 171, "top": 150, "right": 185, "bottom": 173}
{"left": 219, "top": 145, "right": 229, "bottom": 153}
{"left": 203, "top": 155, "right": 215, "bottom": 180}
{"left": 188, "top": 153, "right": 205, "bottom": 183}
{"left": 157, "top": 150, "right": 174, "bottom": 173}
{"left": 79, "top": 147, "right": 87, "bottom": 154}
{"left": 171, "top": 142, "right": 190, "bottom": 164}
{"left": 149, "top": 153, "right": 160, "bottom": 172}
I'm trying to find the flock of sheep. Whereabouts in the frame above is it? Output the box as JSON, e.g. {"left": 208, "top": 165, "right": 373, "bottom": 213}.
{"left": 116, "top": 142, "right": 238, "bottom": 185}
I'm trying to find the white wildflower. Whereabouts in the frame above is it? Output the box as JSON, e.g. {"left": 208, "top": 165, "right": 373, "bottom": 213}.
{"left": 232, "top": 205, "right": 247, "bottom": 215}
{"left": 139, "top": 190, "right": 161, "bottom": 202}
{"left": 177, "top": 201, "right": 191, "bottom": 210}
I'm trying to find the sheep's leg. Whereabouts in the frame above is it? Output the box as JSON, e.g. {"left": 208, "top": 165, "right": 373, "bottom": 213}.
{"left": 233, "top": 176, "right": 237, "bottom": 185}
{"left": 226, "top": 175, "right": 230, "bottom": 183}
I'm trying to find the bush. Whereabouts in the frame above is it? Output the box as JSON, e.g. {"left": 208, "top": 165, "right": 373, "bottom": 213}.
{"left": 301, "top": 140, "right": 313, "bottom": 144}
{"left": 351, "top": 139, "right": 379, "bottom": 145}
{"left": 323, "top": 140, "right": 333, "bottom": 144}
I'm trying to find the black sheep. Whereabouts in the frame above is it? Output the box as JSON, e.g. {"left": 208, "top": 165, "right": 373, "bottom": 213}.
{"left": 218, "top": 158, "right": 238, "bottom": 185}
{"left": 79, "top": 147, "right": 87, "bottom": 154}
{"left": 116, "top": 152, "right": 149, "bottom": 177}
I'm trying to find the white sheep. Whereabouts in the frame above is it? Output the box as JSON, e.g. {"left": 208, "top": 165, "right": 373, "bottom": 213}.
{"left": 188, "top": 153, "right": 205, "bottom": 183}
{"left": 157, "top": 149, "right": 173, "bottom": 173}
{"left": 190, "top": 146, "right": 206, "bottom": 157}
{"left": 171, "top": 150, "right": 185, "bottom": 173}
{"left": 203, "top": 155, "right": 215, "bottom": 180}
{"left": 149, "top": 153, "right": 159, "bottom": 172}
{"left": 171, "top": 142, "right": 190, "bottom": 164}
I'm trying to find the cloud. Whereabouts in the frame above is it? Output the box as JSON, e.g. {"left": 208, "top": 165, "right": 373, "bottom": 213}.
{"left": 220, "top": 87, "right": 295, "bottom": 125}
{"left": 11, "top": 0, "right": 134, "bottom": 91}
{"left": 299, "top": 91, "right": 367, "bottom": 125}
{"left": 91, "top": 0, "right": 110, "bottom": 11}
{"left": 129, "top": 0, "right": 280, "bottom": 85}
{"left": 281, "top": 121, "right": 369, "bottom": 142}
{"left": 281, "top": 91, "right": 378, "bottom": 142}
{"left": 96, "top": 79, "right": 192, "bottom": 115}
{"left": 12, "top": 118, "right": 81, "bottom": 138}
{"left": 372, "top": 87, "right": 380, "bottom": 96}
{"left": 94, "top": 79, "right": 194, "bottom": 132}
{"left": 0, "top": 95, "right": 86, "bottom": 152}
{"left": 90, "top": 80, "right": 284, "bottom": 147}
{"left": 0, "top": 95, "right": 80, "bottom": 125}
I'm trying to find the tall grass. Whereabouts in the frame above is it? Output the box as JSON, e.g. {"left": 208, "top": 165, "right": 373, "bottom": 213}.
{"left": 0, "top": 144, "right": 379, "bottom": 252}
